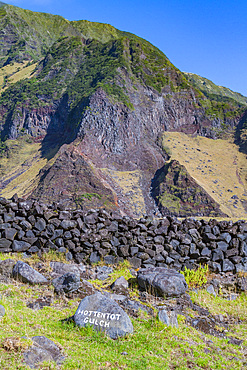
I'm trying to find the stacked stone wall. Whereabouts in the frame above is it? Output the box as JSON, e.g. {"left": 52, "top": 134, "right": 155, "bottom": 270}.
{"left": 0, "top": 197, "right": 246, "bottom": 273}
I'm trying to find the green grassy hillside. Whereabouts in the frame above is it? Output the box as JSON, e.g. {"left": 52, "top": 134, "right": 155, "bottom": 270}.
{"left": 184, "top": 72, "right": 247, "bottom": 106}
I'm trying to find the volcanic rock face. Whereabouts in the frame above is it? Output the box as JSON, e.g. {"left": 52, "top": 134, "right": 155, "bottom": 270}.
{"left": 0, "top": 3, "right": 246, "bottom": 217}
{"left": 29, "top": 145, "right": 117, "bottom": 211}
{"left": 152, "top": 160, "right": 226, "bottom": 217}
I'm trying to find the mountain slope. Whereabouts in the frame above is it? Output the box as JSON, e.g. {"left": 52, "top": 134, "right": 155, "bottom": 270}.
{"left": 0, "top": 3, "right": 246, "bottom": 217}
{"left": 184, "top": 72, "right": 247, "bottom": 106}
{"left": 160, "top": 132, "right": 247, "bottom": 218}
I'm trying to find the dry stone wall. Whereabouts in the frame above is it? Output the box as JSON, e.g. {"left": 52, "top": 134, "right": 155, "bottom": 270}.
{"left": 0, "top": 196, "right": 247, "bottom": 274}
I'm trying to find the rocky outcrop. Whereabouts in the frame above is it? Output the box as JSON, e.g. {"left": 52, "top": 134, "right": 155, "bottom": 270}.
{"left": 29, "top": 145, "right": 117, "bottom": 211}
{"left": 152, "top": 160, "right": 226, "bottom": 217}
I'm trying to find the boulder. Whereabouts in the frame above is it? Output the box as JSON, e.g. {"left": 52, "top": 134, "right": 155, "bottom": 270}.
{"left": 23, "top": 336, "right": 65, "bottom": 369}
{"left": 12, "top": 261, "right": 48, "bottom": 285}
{"left": 50, "top": 261, "right": 86, "bottom": 277}
{"left": 52, "top": 273, "right": 81, "bottom": 295}
{"left": 73, "top": 292, "right": 133, "bottom": 339}
{"left": 137, "top": 267, "right": 187, "bottom": 297}
{"left": 0, "top": 259, "right": 16, "bottom": 277}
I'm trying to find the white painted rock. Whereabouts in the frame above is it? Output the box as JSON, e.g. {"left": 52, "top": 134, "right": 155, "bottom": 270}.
{"left": 73, "top": 292, "right": 133, "bottom": 339}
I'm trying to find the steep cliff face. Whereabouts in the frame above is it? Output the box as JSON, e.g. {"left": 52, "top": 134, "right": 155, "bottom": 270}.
{"left": 0, "top": 3, "right": 246, "bottom": 217}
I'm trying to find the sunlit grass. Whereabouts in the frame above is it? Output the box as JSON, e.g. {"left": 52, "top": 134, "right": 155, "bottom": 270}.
{"left": 0, "top": 260, "right": 246, "bottom": 369}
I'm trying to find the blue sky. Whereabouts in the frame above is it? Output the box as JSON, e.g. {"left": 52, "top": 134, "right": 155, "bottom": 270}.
{"left": 6, "top": 0, "right": 247, "bottom": 96}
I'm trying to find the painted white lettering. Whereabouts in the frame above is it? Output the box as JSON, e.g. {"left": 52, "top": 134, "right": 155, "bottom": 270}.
{"left": 88, "top": 310, "right": 93, "bottom": 316}
{"left": 84, "top": 317, "right": 89, "bottom": 323}
{"left": 99, "top": 320, "right": 104, "bottom": 327}
{"left": 97, "top": 312, "right": 101, "bottom": 318}
{"left": 94, "top": 311, "right": 98, "bottom": 317}
{"left": 95, "top": 320, "right": 98, "bottom": 326}
{"left": 89, "top": 318, "right": 95, "bottom": 324}
{"left": 110, "top": 314, "right": 116, "bottom": 320}
{"left": 101, "top": 312, "right": 106, "bottom": 319}
{"left": 84, "top": 310, "right": 88, "bottom": 316}
{"left": 104, "top": 321, "right": 110, "bottom": 328}
{"left": 115, "top": 314, "right": 121, "bottom": 320}
{"left": 105, "top": 313, "right": 110, "bottom": 320}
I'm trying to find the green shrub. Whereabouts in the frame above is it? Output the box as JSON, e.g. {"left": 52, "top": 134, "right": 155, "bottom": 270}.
{"left": 180, "top": 264, "right": 209, "bottom": 289}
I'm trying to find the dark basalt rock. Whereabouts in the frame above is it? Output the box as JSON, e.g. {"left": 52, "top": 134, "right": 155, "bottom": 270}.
{"left": 73, "top": 292, "right": 133, "bottom": 339}
{"left": 52, "top": 272, "right": 81, "bottom": 295}
{"left": 12, "top": 261, "right": 48, "bottom": 285}
{"left": 0, "top": 195, "right": 246, "bottom": 273}
{"left": 0, "top": 238, "right": 12, "bottom": 251}
{"left": 23, "top": 336, "right": 65, "bottom": 369}
{"left": 0, "top": 259, "right": 16, "bottom": 277}
{"left": 12, "top": 240, "right": 31, "bottom": 252}
{"left": 137, "top": 267, "right": 187, "bottom": 297}
{"left": 50, "top": 261, "right": 86, "bottom": 277}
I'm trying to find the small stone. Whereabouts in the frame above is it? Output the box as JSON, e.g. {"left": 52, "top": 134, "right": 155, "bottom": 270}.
{"left": 0, "top": 238, "right": 12, "bottom": 251}
{"left": 89, "top": 251, "right": 100, "bottom": 264}
{"left": 0, "top": 304, "right": 5, "bottom": 317}
{"left": 34, "top": 218, "right": 46, "bottom": 232}
{"left": 222, "top": 259, "right": 234, "bottom": 272}
{"left": 206, "top": 285, "right": 216, "bottom": 297}
{"left": 111, "top": 276, "right": 128, "bottom": 290}
{"left": 50, "top": 261, "right": 85, "bottom": 276}
{"left": 3, "top": 228, "right": 17, "bottom": 241}
{"left": 127, "top": 257, "right": 141, "bottom": 268}
{"left": 158, "top": 309, "right": 178, "bottom": 328}
{"left": 60, "top": 220, "right": 77, "bottom": 230}
{"left": 20, "top": 220, "right": 32, "bottom": 231}
{"left": 66, "top": 252, "right": 73, "bottom": 261}
{"left": 96, "top": 266, "right": 113, "bottom": 281}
